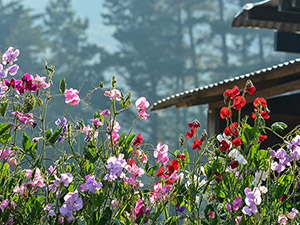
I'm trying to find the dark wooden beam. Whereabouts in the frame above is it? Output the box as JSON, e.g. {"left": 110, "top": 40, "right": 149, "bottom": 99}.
{"left": 275, "top": 32, "right": 300, "bottom": 53}
{"left": 248, "top": 5, "right": 300, "bottom": 23}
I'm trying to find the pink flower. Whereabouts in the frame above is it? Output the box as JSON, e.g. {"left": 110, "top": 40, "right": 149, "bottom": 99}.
{"left": 111, "top": 199, "right": 120, "bottom": 208}
{"left": 0, "top": 199, "right": 9, "bottom": 212}
{"left": 104, "top": 89, "right": 121, "bottom": 101}
{"left": 107, "top": 120, "right": 121, "bottom": 144}
{"left": 0, "top": 148, "right": 15, "bottom": 160}
{"left": 140, "top": 154, "right": 148, "bottom": 163}
{"left": 100, "top": 109, "right": 110, "bottom": 117}
{"left": 236, "top": 216, "right": 242, "bottom": 224}
{"left": 65, "top": 88, "right": 80, "bottom": 106}
{"left": 135, "top": 97, "right": 149, "bottom": 119}
{"left": 287, "top": 208, "right": 299, "bottom": 219}
{"left": 208, "top": 211, "right": 215, "bottom": 219}
{"left": 32, "top": 167, "right": 45, "bottom": 187}
{"left": 278, "top": 214, "right": 288, "bottom": 224}
{"left": 226, "top": 203, "right": 232, "bottom": 212}
{"left": 91, "top": 119, "right": 103, "bottom": 128}
{"left": 232, "top": 196, "right": 243, "bottom": 211}
{"left": 154, "top": 143, "right": 169, "bottom": 164}
{"left": 34, "top": 74, "right": 50, "bottom": 89}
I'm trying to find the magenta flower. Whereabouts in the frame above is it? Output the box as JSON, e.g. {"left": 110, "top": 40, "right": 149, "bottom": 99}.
{"left": 0, "top": 148, "right": 15, "bottom": 160}
{"left": 135, "top": 97, "right": 149, "bottom": 120}
{"left": 11, "top": 111, "right": 35, "bottom": 125}
{"left": 91, "top": 119, "right": 103, "bottom": 128}
{"left": 226, "top": 203, "right": 231, "bottom": 212}
{"left": 100, "top": 109, "right": 110, "bottom": 117}
{"left": 232, "top": 196, "right": 243, "bottom": 211}
{"left": 65, "top": 88, "right": 80, "bottom": 106}
{"left": 60, "top": 191, "right": 83, "bottom": 223}
{"left": 104, "top": 89, "right": 121, "bottom": 101}
{"left": 2, "top": 47, "right": 19, "bottom": 65}
{"left": 80, "top": 175, "right": 102, "bottom": 194}
{"left": 0, "top": 199, "right": 9, "bottom": 212}
{"left": 154, "top": 143, "right": 169, "bottom": 164}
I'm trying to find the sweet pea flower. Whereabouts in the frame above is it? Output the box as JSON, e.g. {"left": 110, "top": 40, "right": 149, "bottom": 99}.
{"left": 60, "top": 173, "right": 73, "bottom": 187}
{"left": 242, "top": 187, "right": 261, "bottom": 216}
{"left": 65, "top": 88, "right": 80, "bottom": 106}
{"left": 0, "top": 199, "right": 9, "bottom": 212}
{"left": 100, "top": 109, "right": 110, "bottom": 117}
{"left": 2, "top": 47, "right": 19, "bottom": 65}
{"left": 278, "top": 214, "right": 288, "bottom": 224}
{"left": 154, "top": 143, "right": 169, "bottom": 164}
{"left": 104, "top": 154, "right": 127, "bottom": 181}
{"left": 208, "top": 211, "right": 215, "bottom": 219}
{"left": 34, "top": 74, "right": 50, "bottom": 89}
{"left": 287, "top": 208, "right": 299, "bottom": 219}
{"left": 7, "top": 65, "right": 19, "bottom": 76}
{"left": 232, "top": 196, "right": 243, "bottom": 211}
{"left": 104, "top": 89, "right": 121, "bottom": 101}
{"left": 80, "top": 175, "right": 102, "bottom": 194}
{"left": 60, "top": 191, "right": 83, "bottom": 223}
{"left": 135, "top": 97, "right": 149, "bottom": 119}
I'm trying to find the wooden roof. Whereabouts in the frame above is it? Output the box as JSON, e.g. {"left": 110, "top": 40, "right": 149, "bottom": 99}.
{"left": 151, "top": 58, "right": 300, "bottom": 111}
{"left": 232, "top": 0, "right": 300, "bottom": 33}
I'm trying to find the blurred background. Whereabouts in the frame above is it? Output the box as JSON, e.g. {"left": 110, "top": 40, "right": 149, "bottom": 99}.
{"left": 1, "top": 0, "right": 298, "bottom": 150}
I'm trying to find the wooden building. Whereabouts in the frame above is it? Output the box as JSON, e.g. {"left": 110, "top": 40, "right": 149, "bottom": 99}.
{"left": 151, "top": 0, "right": 300, "bottom": 144}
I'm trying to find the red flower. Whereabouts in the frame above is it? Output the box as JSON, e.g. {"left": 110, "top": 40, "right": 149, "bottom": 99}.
{"left": 177, "top": 154, "right": 186, "bottom": 160}
{"left": 188, "top": 120, "right": 200, "bottom": 128}
{"left": 246, "top": 84, "right": 256, "bottom": 95}
{"left": 232, "top": 96, "right": 246, "bottom": 110}
{"left": 223, "top": 85, "right": 240, "bottom": 102}
{"left": 166, "top": 159, "right": 180, "bottom": 176}
{"left": 133, "top": 133, "right": 143, "bottom": 146}
{"left": 259, "top": 134, "right": 267, "bottom": 143}
{"left": 232, "top": 137, "right": 242, "bottom": 146}
{"left": 128, "top": 158, "right": 136, "bottom": 166}
{"left": 253, "top": 97, "right": 267, "bottom": 108}
{"left": 165, "top": 179, "right": 174, "bottom": 185}
{"left": 279, "top": 194, "right": 287, "bottom": 202}
{"left": 228, "top": 160, "right": 239, "bottom": 169}
{"left": 186, "top": 127, "right": 195, "bottom": 138}
{"left": 214, "top": 171, "right": 223, "bottom": 182}
{"left": 220, "top": 107, "right": 232, "bottom": 119}
{"left": 192, "top": 138, "right": 203, "bottom": 150}
{"left": 220, "top": 140, "right": 231, "bottom": 152}
{"left": 261, "top": 110, "right": 270, "bottom": 119}
{"left": 155, "top": 166, "right": 165, "bottom": 177}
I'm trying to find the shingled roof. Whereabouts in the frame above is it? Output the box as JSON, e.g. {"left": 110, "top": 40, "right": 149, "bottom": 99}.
{"left": 151, "top": 58, "right": 300, "bottom": 111}
{"left": 232, "top": 0, "right": 300, "bottom": 32}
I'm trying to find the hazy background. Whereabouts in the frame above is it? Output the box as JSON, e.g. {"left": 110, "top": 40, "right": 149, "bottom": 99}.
{"left": 1, "top": 0, "right": 298, "bottom": 150}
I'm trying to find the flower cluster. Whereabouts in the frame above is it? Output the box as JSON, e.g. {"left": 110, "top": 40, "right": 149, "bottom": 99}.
{"left": 80, "top": 175, "right": 102, "bottom": 194}
{"left": 104, "top": 154, "right": 127, "bottom": 181}
{"left": 65, "top": 88, "right": 80, "bottom": 106}
{"left": 0, "top": 47, "right": 19, "bottom": 78}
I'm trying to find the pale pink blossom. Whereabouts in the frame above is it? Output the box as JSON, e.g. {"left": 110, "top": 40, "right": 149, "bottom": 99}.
{"left": 104, "top": 89, "right": 121, "bottom": 101}
{"left": 278, "top": 214, "right": 288, "bottom": 224}
{"left": 154, "top": 143, "right": 169, "bottom": 164}
{"left": 34, "top": 74, "right": 50, "bottom": 89}
{"left": 135, "top": 97, "right": 149, "bottom": 119}
{"left": 65, "top": 88, "right": 80, "bottom": 106}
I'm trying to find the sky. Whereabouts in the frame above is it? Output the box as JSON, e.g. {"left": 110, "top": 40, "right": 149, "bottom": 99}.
{"left": 20, "top": 0, "right": 118, "bottom": 52}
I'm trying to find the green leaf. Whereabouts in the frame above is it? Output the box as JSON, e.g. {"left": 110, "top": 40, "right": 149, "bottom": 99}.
{"left": 125, "top": 133, "right": 135, "bottom": 148}
{"left": 59, "top": 76, "right": 66, "bottom": 94}
{"left": 241, "top": 123, "right": 259, "bottom": 146}
{"left": 99, "top": 207, "right": 112, "bottom": 225}
{"left": 271, "top": 122, "right": 287, "bottom": 132}
{"left": 166, "top": 216, "right": 178, "bottom": 225}
{"left": 84, "top": 145, "right": 98, "bottom": 163}
{"left": 0, "top": 123, "right": 12, "bottom": 143}
{"left": 22, "top": 132, "right": 32, "bottom": 153}
{"left": 0, "top": 99, "right": 9, "bottom": 117}
{"left": 23, "top": 93, "right": 36, "bottom": 113}
{"left": 47, "top": 126, "right": 64, "bottom": 144}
